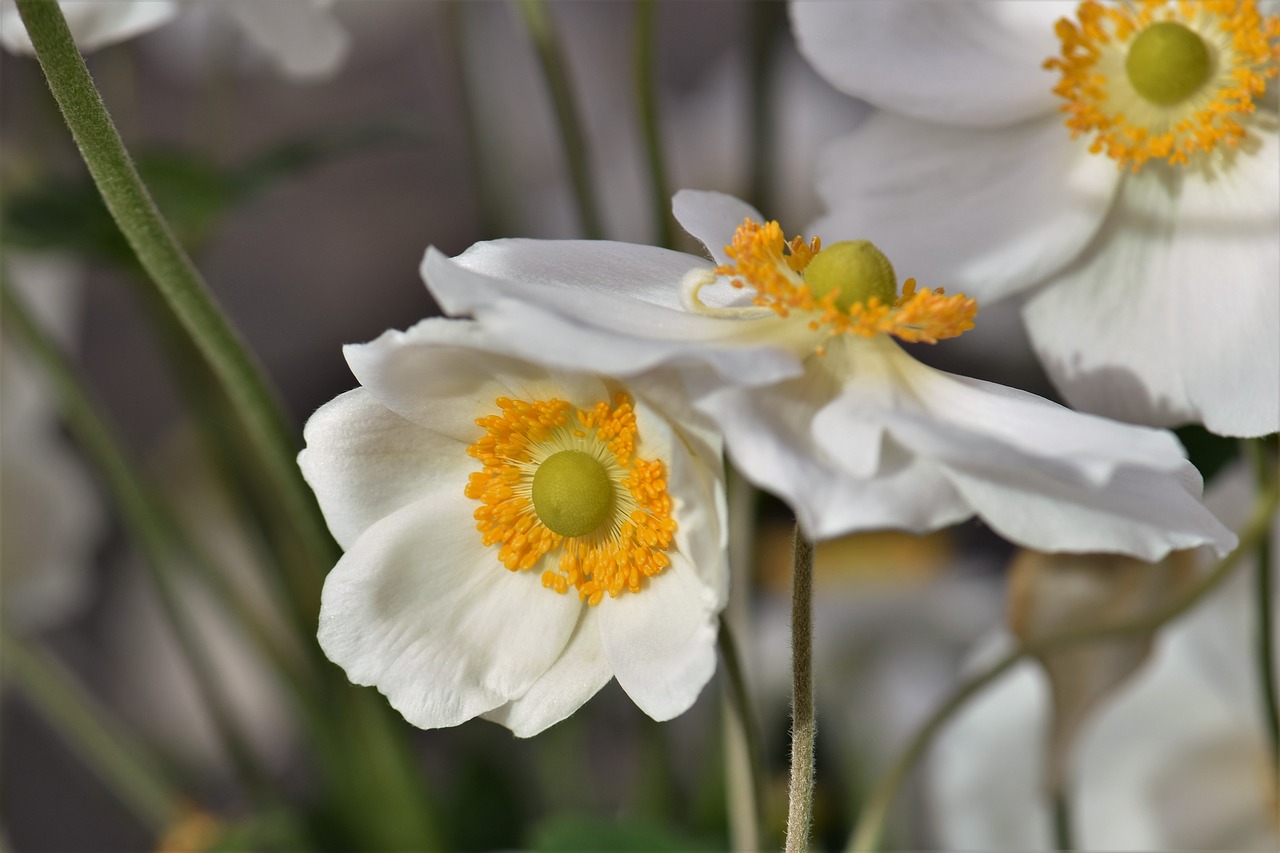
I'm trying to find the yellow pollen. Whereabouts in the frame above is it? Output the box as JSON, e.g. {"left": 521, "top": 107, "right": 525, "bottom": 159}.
{"left": 1045, "top": 0, "right": 1280, "bottom": 171}
{"left": 713, "top": 219, "right": 977, "bottom": 345}
{"left": 464, "top": 392, "right": 677, "bottom": 605}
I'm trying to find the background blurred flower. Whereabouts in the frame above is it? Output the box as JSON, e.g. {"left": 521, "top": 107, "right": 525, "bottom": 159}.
{"left": 792, "top": 0, "right": 1279, "bottom": 437}
{"left": 929, "top": 462, "right": 1279, "bottom": 850}
{"left": 423, "top": 190, "right": 1236, "bottom": 560}
{"left": 300, "top": 317, "right": 728, "bottom": 736}
{"left": 1, "top": 252, "right": 103, "bottom": 631}
{"left": 1, "top": 0, "right": 348, "bottom": 79}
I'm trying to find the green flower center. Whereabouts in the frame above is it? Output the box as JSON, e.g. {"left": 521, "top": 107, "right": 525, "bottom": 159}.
{"left": 1125, "top": 21, "right": 1211, "bottom": 106}
{"left": 803, "top": 240, "right": 897, "bottom": 312}
{"left": 531, "top": 450, "right": 614, "bottom": 538}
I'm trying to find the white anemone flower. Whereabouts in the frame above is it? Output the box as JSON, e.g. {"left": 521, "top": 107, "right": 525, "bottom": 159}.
{"left": 421, "top": 188, "right": 1236, "bottom": 560}
{"left": 0, "top": 0, "right": 348, "bottom": 79}
{"left": 929, "top": 463, "right": 1279, "bottom": 851}
{"left": 299, "top": 319, "right": 728, "bottom": 736}
{"left": 791, "top": 0, "right": 1280, "bottom": 437}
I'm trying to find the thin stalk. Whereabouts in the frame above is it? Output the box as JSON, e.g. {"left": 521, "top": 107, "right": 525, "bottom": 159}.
{"left": 1, "top": 282, "right": 279, "bottom": 810}
{"left": 2, "top": 631, "right": 182, "bottom": 832}
{"left": 1051, "top": 788, "right": 1074, "bottom": 851}
{"left": 1246, "top": 438, "right": 1279, "bottom": 766}
{"left": 846, "top": 475, "right": 1280, "bottom": 853}
{"left": 633, "top": 0, "right": 672, "bottom": 248}
{"left": 786, "top": 526, "right": 816, "bottom": 853}
{"left": 719, "top": 623, "right": 767, "bottom": 850}
{"left": 15, "top": 0, "right": 336, "bottom": 629}
{"left": 446, "top": 0, "right": 507, "bottom": 240}
{"left": 746, "top": 1, "right": 784, "bottom": 215}
{"left": 515, "top": 0, "right": 604, "bottom": 239}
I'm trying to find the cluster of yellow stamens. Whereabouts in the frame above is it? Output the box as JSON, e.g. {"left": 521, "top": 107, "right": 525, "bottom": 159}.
{"left": 1045, "top": 0, "right": 1279, "bottom": 170}
{"left": 715, "top": 219, "right": 977, "bottom": 346}
{"left": 465, "top": 393, "right": 676, "bottom": 606}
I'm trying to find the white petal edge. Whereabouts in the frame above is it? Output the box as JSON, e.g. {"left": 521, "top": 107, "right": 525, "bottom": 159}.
{"left": 672, "top": 189, "right": 764, "bottom": 266}
{"left": 790, "top": 0, "right": 1072, "bottom": 127}
{"left": 317, "top": 486, "right": 581, "bottom": 729}
{"left": 222, "top": 0, "right": 348, "bottom": 79}
{"left": 597, "top": 552, "right": 718, "bottom": 721}
{"left": 1, "top": 1, "right": 177, "bottom": 54}
{"left": 812, "top": 111, "right": 1120, "bottom": 303}
{"left": 298, "top": 387, "right": 468, "bottom": 550}
{"left": 1024, "top": 124, "right": 1280, "bottom": 436}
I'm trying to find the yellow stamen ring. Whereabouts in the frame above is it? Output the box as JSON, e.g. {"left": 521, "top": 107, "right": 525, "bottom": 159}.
{"left": 713, "top": 219, "right": 977, "bottom": 345}
{"left": 464, "top": 393, "right": 676, "bottom": 605}
{"left": 1045, "top": 0, "right": 1280, "bottom": 171}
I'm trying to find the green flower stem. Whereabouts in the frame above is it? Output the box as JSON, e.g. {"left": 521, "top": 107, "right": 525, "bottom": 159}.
{"left": 1052, "top": 788, "right": 1074, "bottom": 851}
{"left": 516, "top": 0, "right": 604, "bottom": 240}
{"left": 718, "top": 622, "right": 767, "bottom": 850}
{"left": 1, "top": 630, "right": 182, "bottom": 832}
{"left": 445, "top": 0, "right": 507, "bottom": 240}
{"left": 1, "top": 281, "right": 280, "bottom": 812}
{"left": 846, "top": 475, "right": 1280, "bottom": 853}
{"left": 1246, "top": 438, "right": 1279, "bottom": 767}
{"left": 746, "top": 1, "right": 784, "bottom": 216}
{"left": 15, "top": 0, "right": 335, "bottom": 627}
{"left": 786, "top": 526, "right": 817, "bottom": 853}
{"left": 633, "top": 0, "right": 673, "bottom": 249}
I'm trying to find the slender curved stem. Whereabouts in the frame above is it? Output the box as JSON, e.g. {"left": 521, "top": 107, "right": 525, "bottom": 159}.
{"left": 633, "top": 0, "right": 672, "bottom": 248}
{"left": 15, "top": 0, "right": 336, "bottom": 629}
{"left": 846, "top": 476, "right": 1280, "bottom": 853}
{"left": 786, "top": 527, "right": 816, "bottom": 853}
{"left": 1246, "top": 438, "right": 1279, "bottom": 767}
{"left": 719, "top": 623, "right": 767, "bottom": 850}
{"left": 2, "top": 631, "right": 182, "bottom": 832}
{"left": 516, "top": 0, "right": 604, "bottom": 240}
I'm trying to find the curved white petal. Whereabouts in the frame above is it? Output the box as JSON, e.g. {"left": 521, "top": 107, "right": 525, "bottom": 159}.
{"left": 344, "top": 317, "right": 607, "bottom": 441}
{"left": 222, "top": 0, "right": 348, "bottom": 79}
{"left": 597, "top": 553, "right": 718, "bottom": 721}
{"left": 424, "top": 247, "right": 806, "bottom": 385}
{"left": 672, "top": 189, "right": 764, "bottom": 266}
{"left": 298, "top": 387, "right": 468, "bottom": 550}
{"left": 1, "top": 1, "right": 177, "bottom": 55}
{"left": 812, "top": 111, "right": 1120, "bottom": 302}
{"left": 699, "top": 371, "right": 971, "bottom": 541}
{"left": 790, "top": 0, "right": 1071, "bottom": 127}
{"left": 317, "top": 487, "right": 581, "bottom": 730}
{"left": 1024, "top": 127, "right": 1280, "bottom": 437}
{"left": 482, "top": 606, "right": 613, "bottom": 737}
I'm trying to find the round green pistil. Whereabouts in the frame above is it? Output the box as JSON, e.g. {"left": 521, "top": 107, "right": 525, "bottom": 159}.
{"left": 803, "top": 241, "right": 897, "bottom": 312}
{"left": 1125, "top": 21, "right": 1211, "bottom": 106}
{"left": 532, "top": 450, "right": 614, "bottom": 538}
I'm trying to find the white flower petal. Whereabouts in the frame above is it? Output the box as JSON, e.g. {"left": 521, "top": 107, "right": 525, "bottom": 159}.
{"left": 317, "top": 487, "right": 582, "bottom": 730}
{"left": 671, "top": 189, "right": 764, "bottom": 266}
{"left": 1024, "top": 127, "right": 1280, "bottom": 436}
{"left": 482, "top": 606, "right": 613, "bottom": 737}
{"left": 790, "top": 0, "right": 1072, "bottom": 126}
{"left": 344, "top": 318, "right": 607, "bottom": 441}
{"left": 1, "top": 0, "right": 177, "bottom": 54}
{"left": 700, "top": 376, "right": 971, "bottom": 540}
{"left": 424, "top": 247, "right": 806, "bottom": 385}
{"left": 222, "top": 0, "right": 348, "bottom": 79}
{"left": 597, "top": 553, "right": 718, "bottom": 721}
{"left": 298, "top": 388, "right": 467, "bottom": 550}
{"left": 812, "top": 111, "right": 1119, "bottom": 302}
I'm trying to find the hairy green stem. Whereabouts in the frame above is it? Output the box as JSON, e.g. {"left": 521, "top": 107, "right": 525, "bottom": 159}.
{"left": 633, "top": 0, "right": 672, "bottom": 248}
{"left": 786, "top": 527, "right": 816, "bottom": 853}
{"left": 516, "top": 0, "right": 604, "bottom": 239}
{"left": 846, "top": 477, "right": 1280, "bottom": 853}
{"left": 15, "top": 0, "right": 335, "bottom": 629}
{"left": 2, "top": 631, "right": 182, "bottom": 831}
{"left": 719, "top": 623, "right": 767, "bottom": 850}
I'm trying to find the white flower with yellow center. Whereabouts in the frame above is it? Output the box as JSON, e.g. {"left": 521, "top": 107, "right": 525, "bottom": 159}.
{"left": 791, "top": 0, "right": 1279, "bottom": 437}
{"left": 422, "top": 189, "right": 1236, "bottom": 559}
{"left": 299, "top": 319, "right": 727, "bottom": 735}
